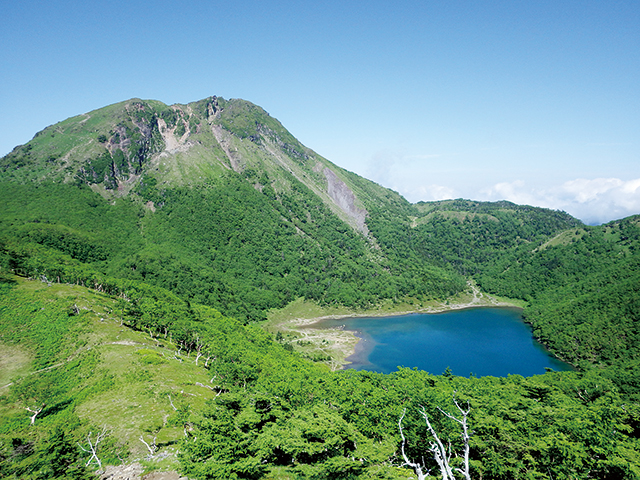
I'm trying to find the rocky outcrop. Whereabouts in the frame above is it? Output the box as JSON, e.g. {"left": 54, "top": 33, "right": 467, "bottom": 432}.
{"left": 324, "top": 167, "right": 368, "bottom": 235}
{"left": 157, "top": 118, "right": 194, "bottom": 155}
{"left": 210, "top": 124, "right": 240, "bottom": 172}
{"left": 100, "top": 463, "right": 188, "bottom": 480}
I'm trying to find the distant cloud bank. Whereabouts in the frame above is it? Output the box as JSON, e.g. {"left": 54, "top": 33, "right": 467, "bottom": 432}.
{"left": 364, "top": 151, "right": 639, "bottom": 225}
{"left": 377, "top": 173, "right": 640, "bottom": 226}
{"left": 480, "top": 177, "right": 640, "bottom": 225}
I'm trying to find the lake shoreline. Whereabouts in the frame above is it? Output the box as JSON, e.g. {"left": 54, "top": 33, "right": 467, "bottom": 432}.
{"left": 299, "top": 301, "right": 523, "bottom": 330}
{"left": 327, "top": 306, "right": 573, "bottom": 376}
{"left": 308, "top": 305, "right": 526, "bottom": 372}
{"left": 269, "top": 284, "right": 524, "bottom": 370}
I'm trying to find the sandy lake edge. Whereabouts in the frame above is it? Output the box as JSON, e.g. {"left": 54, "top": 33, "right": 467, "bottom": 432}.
{"left": 267, "top": 283, "right": 524, "bottom": 370}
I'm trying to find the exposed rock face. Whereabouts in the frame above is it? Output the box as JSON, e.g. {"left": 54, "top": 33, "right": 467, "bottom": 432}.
{"left": 323, "top": 167, "right": 369, "bottom": 235}
{"left": 210, "top": 124, "right": 240, "bottom": 172}
{"left": 157, "top": 118, "right": 194, "bottom": 155}
{"left": 100, "top": 463, "right": 145, "bottom": 480}
{"left": 100, "top": 463, "right": 189, "bottom": 480}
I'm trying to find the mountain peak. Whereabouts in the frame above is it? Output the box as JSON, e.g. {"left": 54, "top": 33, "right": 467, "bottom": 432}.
{"left": 0, "top": 97, "right": 383, "bottom": 237}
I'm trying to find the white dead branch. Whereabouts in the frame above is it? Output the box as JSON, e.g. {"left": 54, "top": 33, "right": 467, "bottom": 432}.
{"left": 139, "top": 434, "right": 157, "bottom": 456}
{"left": 25, "top": 403, "right": 45, "bottom": 425}
{"left": 399, "top": 408, "right": 429, "bottom": 480}
{"left": 399, "top": 394, "right": 472, "bottom": 480}
{"left": 78, "top": 426, "right": 109, "bottom": 468}
{"left": 168, "top": 394, "right": 178, "bottom": 411}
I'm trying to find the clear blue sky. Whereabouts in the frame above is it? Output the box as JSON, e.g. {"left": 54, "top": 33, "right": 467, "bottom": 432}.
{"left": 2, "top": 0, "right": 638, "bottom": 224}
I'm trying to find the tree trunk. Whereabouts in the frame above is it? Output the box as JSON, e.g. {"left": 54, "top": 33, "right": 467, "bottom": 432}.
{"left": 399, "top": 395, "right": 473, "bottom": 480}
{"left": 25, "top": 404, "right": 45, "bottom": 425}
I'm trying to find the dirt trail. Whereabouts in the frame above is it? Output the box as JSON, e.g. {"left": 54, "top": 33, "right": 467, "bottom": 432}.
{"left": 100, "top": 463, "right": 188, "bottom": 480}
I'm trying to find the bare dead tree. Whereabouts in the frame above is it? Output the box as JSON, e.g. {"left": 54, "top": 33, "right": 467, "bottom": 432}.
{"left": 399, "top": 395, "right": 472, "bottom": 480}
{"left": 25, "top": 403, "right": 45, "bottom": 425}
{"left": 418, "top": 405, "right": 457, "bottom": 480}
{"left": 196, "top": 382, "right": 214, "bottom": 391}
{"left": 139, "top": 434, "right": 157, "bottom": 456}
{"left": 436, "top": 394, "right": 472, "bottom": 480}
{"left": 168, "top": 394, "right": 178, "bottom": 411}
{"left": 399, "top": 408, "right": 429, "bottom": 480}
{"left": 194, "top": 339, "right": 204, "bottom": 366}
{"left": 78, "top": 426, "right": 109, "bottom": 468}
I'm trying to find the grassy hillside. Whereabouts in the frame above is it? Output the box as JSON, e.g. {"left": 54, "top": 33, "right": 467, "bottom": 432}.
{"left": 0, "top": 97, "right": 583, "bottom": 321}
{"left": 1, "top": 274, "right": 639, "bottom": 479}
{"left": 0, "top": 97, "right": 481, "bottom": 321}
{"left": 0, "top": 276, "right": 214, "bottom": 476}
{"left": 1, "top": 96, "right": 640, "bottom": 478}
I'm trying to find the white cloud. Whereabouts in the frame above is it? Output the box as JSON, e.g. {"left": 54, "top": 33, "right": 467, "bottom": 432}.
{"left": 365, "top": 150, "right": 457, "bottom": 199}
{"left": 479, "top": 177, "right": 640, "bottom": 225}
{"left": 481, "top": 180, "right": 545, "bottom": 208}
{"left": 366, "top": 150, "right": 403, "bottom": 185}
{"left": 411, "top": 184, "right": 457, "bottom": 201}
{"left": 361, "top": 150, "right": 640, "bottom": 225}
{"left": 561, "top": 178, "right": 625, "bottom": 203}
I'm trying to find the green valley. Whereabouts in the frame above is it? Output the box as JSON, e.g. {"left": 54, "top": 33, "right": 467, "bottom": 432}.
{"left": 1, "top": 96, "right": 639, "bottom": 479}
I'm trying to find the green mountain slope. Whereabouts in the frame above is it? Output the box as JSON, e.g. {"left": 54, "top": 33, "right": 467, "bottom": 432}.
{"left": 0, "top": 97, "right": 584, "bottom": 322}
{"left": 0, "top": 96, "right": 386, "bottom": 233}
{"left": 2, "top": 95, "right": 640, "bottom": 478}
{"left": 0, "top": 276, "right": 214, "bottom": 476}
{"left": 0, "top": 273, "right": 322, "bottom": 477}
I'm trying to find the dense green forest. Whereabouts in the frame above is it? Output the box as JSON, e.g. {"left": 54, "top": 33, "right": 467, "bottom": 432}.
{"left": 1, "top": 96, "right": 639, "bottom": 479}
{"left": 0, "top": 179, "right": 465, "bottom": 322}
{"left": 1, "top": 274, "right": 639, "bottom": 479}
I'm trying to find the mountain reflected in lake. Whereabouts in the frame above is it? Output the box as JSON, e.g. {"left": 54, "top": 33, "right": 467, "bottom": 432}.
{"left": 314, "top": 307, "right": 573, "bottom": 377}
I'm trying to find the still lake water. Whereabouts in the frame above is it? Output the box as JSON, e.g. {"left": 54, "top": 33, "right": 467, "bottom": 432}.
{"left": 313, "top": 307, "right": 572, "bottom": 377}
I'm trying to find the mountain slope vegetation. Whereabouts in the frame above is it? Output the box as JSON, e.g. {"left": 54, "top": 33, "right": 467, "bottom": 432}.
{"left": 1, "top": 96, "right": 639, "bottom": 479}
{"left": 0, "top": 97, "right": 470, "bottom": 321}
{"left": 1, "top": 273, "right": 638, "bottom": 479}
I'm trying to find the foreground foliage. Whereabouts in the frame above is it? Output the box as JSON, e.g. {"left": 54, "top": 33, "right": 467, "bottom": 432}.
{"left": 1, "top": 96, "right": 639, "bottom": 478}
{"left": 1, "top": 274, "right": 639, "bottom": 479}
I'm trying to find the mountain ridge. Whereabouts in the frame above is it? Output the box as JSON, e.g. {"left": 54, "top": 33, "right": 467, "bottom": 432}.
{"left": 0, "top": 96, "right": 379, "bottom": 237}
{"left": 1, "top": 96, "right": 640, "bottom": 479}
{"left": 0, "top": 96, "right": 594, "bottom": 324}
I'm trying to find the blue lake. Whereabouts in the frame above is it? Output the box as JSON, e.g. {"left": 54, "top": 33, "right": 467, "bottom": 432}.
{"left": 312, "top": 307, "right": 573, "bottom": 377}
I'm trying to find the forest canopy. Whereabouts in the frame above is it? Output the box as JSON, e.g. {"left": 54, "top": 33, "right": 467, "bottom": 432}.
{"left": 1, "top": 97, "right": 639, "bottom": 479}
